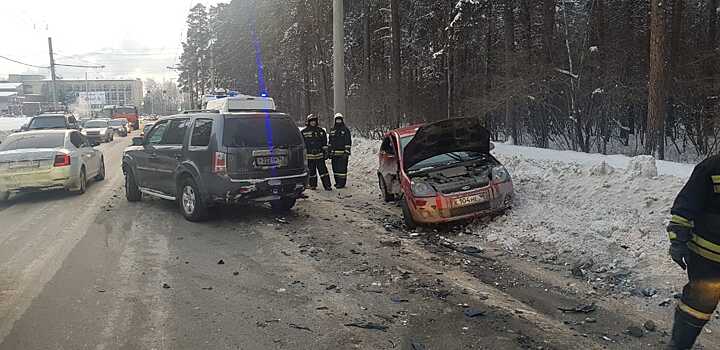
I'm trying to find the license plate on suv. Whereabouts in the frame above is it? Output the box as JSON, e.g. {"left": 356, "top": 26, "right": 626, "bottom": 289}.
{"left": 453, "top": 192, "right": 489, "bottom": 207}
{"left": 255, "top": 156, "right": 287, "bottom": 167}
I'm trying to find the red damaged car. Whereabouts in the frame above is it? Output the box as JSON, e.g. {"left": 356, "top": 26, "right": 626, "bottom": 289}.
{"left": 377, "top": 118, "right": 513, "bottom": 227}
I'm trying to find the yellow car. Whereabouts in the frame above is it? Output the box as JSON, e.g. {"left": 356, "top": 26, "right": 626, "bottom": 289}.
{"left": 0, "top": 130, "right": 105, "bottom": 200}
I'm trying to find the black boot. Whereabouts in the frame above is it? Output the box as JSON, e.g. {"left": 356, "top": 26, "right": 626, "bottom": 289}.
{"left": 669, "top": 309, "right": 704, "bottom": 350}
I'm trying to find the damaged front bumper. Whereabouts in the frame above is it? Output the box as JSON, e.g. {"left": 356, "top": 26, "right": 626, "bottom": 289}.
{"left": 409, "top": 181, "right": 513, "bottom": 224}
{"left": 208, "top": 173, "right": 308, "bottom": 205}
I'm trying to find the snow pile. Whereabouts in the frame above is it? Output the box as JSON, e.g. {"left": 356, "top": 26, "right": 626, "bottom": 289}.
{"left": 0, "top": 117, "right": 28, "bottom": 132}
{"left": 348, "top": 137, "right": 693, "bottom": 288}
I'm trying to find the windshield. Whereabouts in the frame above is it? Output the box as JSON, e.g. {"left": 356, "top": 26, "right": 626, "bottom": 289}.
{"left": 28, "top": 116, "right": 65, "bottom": 129}
{"left": 401, "top": 136, "right": 485, "bottom": 172}
{"left": 115, "top": 107, "right": 136, "bottom": 115}
{"left": 109, "top": 120, "right": 125, "bottom": 126}
{"left": 0, "top": 133, "right": 65, "bottom": 151}
{"left": 84, "top": 120, "right": 108, "bottom": 128}
{"left": 223, "top": 116, "right": 302, "bottom": 147}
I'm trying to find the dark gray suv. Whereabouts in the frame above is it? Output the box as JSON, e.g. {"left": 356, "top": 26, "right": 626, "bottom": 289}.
{"left": 122, "top": 111, "right": 308, "bottom": 221}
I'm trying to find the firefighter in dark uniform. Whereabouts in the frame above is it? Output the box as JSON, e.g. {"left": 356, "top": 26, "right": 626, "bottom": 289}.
{"left": 667, "top": 155, "right": 720, "bottom": 349}
{"left": 301, "top": 114, "right": 332, "bottom": 191}
{"left": 329, "top": 113, "right": 352, "bottom": 189}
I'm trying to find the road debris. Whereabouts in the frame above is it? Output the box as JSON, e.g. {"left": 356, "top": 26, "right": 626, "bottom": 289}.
{"left": 379, "top": 238, "right": 401, "bottom": 247}
{"left": 201, "top": 286, "right": 213, "bottom": 290}
{"left": 162, "top": 283, "right": 171, "bottom": 289}
{"left": 256, "top": 319, "right": 280, "bottom": 328}
{"left": 463, "top": 308, "right": 485, "bottom": 318}
{"left": 344, "top": 321, "right": 388, "bottom": 331}
{"left": 626, "top": 326, "right": 644, "bottom": 338}
{"left": 658, "top": 298, "right": 672, "bottom": 307}
{"left": 411, "top": 341, "right": 426, "bottom": 350}
{"left": 557, "top": 303, "right": 596, "bottom": 314}
{"left": 390, "top": 296, "right": 409, "bottom": 303}
{"left": 233, "top": 271, "right": 239, "bottom": 276}
{"left": 325, "top": 284, "right": 337, "bottom": 290}
{"left": 643, "top": 320, "right": 657, "bottom": 332}
{"left": 640, "top": 287, "right": 657, "bottom": 297}
{"left": 217, "top": 259, "right": 225, "bottom": 265}
{"left": 275, "top": 217, "right": 289, "bottom": 224}
{"left": 288, "top": 323, "right": 312, "bottom": 332}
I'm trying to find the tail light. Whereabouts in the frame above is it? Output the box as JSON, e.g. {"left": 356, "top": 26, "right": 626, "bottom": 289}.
{"left": 212, "top": 152, "right": 227, "bottom": 174}
{"left": 54, "top": 154, "right": 71, "bottom": 167}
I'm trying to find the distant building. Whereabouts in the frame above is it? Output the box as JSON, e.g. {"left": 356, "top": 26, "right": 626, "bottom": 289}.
{"left": 8, "top": 74, "right": 45, "bottom": 83}
{"left": 0, "top": 82, "right": 23, "bottom": 115}
{"left": 20, "top": 78, "right": 143, "bottom": 116}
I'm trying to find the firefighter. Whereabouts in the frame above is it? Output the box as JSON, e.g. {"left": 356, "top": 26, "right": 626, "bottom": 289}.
{"left": 329, "top": 113, "right": 352, "bottom": 189}
{"left": 666, "top": 155, "right": 720, "bottom": 349}
{"left": 301, "top": 114, "right": 332, "bottom": 191}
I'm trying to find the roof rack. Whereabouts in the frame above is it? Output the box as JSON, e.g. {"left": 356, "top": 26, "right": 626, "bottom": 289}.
{"left": 182, "top": 109, "right": 220, "bottom": 114}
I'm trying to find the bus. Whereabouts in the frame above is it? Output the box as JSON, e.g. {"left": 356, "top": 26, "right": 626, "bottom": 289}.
{"left": 101, "top": 105, "right": 139, "bottom": 129}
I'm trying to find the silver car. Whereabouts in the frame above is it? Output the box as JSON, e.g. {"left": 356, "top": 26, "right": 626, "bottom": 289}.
{"left": 0, "top": 130, "right": 105, "bottom": 200}
{"left": 82, "top": 119, "right": 114, "bottom": 143}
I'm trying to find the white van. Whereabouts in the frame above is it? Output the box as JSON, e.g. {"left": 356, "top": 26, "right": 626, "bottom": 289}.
{"left": 205, "top": 94, "right": 276, "bottom": 112}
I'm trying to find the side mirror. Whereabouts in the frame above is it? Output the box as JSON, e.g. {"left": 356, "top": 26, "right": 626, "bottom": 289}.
{"left": 132, "top": 136, "right": 144, "bottom": 146}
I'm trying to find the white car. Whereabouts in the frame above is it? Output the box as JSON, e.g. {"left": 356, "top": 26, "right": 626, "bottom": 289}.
{"left": 82, "top": 119, "right": 114, "bottom": 143}
{"left": 0, "top": 130, "right": 105, "bottom": 200}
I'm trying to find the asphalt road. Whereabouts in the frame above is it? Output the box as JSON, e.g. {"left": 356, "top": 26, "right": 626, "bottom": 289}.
{"left": 0, "top": 134, "right": 704, "bottom": 349}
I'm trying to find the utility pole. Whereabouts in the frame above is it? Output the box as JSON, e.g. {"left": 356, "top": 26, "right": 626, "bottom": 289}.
{"left": 333, "top": 0, "right": 346, "bottom": 118}
{"left": 48, "top": 37, "right": 57, "bottom": 108}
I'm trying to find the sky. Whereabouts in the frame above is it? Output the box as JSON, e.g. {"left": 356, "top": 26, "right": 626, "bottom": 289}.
{"left": 0, "top": 0, "right": 225, "bottom": 82}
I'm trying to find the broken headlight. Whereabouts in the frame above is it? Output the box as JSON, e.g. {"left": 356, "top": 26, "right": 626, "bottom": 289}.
{"left": 411, "top": 181, "right": 436, "bottom": 197}
{"left": 492, "top": 166, "right": 511, "bottom": 183}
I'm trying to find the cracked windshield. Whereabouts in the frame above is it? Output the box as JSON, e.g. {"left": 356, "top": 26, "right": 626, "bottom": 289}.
{"left": 0, "top": 0, "right": 719, "bottom": 349}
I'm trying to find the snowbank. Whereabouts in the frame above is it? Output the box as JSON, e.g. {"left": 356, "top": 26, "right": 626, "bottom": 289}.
{"left": 493, "top": 143, "right": 694, "bottom": 178}
{"left": 348, "top": 137, "right": 692, "bottom": 290}
{"left": 0, "top": 117, "right": 28, "bottom": 132}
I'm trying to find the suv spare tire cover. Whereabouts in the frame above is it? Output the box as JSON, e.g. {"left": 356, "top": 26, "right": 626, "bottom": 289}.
{"left": 403, "top": 117, "right": 491, "bottom": 169}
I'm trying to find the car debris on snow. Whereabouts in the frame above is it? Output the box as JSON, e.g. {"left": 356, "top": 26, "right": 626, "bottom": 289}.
{"left": 379, "top": 238, "right": 402, "bottom": 247}
{"left": 640, "top": 287, "right": 657, "bottom": 297}
{"left": 344, "top": 321, "right": 388, "bottom": 331}
{"left": 643, "top": 320, "right": 657, "bottom": 332}
{"left": 217, "top": 259, "right": 225, "bottom": 265}
{"left": 658, "top": 298, "right": 672, "bottom": 307}
{"left": 162, "top": 283, "right": 171, "bottom": 289}
{"left": 463, "top": 308, "right": 485, "bottom": 318}
{"left": 288, "top": 323, "right": 313, "bottom": 332}
{"left": 626, "top": 326, "right": 644, "bottom": 338}
{"left": 557, "top": 303, "right": 596, "bottom": 314}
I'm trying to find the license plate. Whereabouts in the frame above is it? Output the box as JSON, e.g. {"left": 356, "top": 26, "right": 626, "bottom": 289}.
{"left": 453, "top": 193, "right": 488, "bottom": 207}
{"left": 9, "top": 161, "right": 39, "bottom": 169}
{"left": 256, "top": 156, "right": 287, "bottom": 167}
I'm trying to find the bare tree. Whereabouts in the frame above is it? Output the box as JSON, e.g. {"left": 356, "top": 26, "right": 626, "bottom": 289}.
{"left": 646, "top": 0, "right": 667, "bottom": 158}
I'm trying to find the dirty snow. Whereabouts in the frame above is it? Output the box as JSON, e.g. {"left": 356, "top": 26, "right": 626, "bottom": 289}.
{"left": 0, "top": 117, "right": 27, "bottom": 143}
{"left": 350, "top": 137, "right": 693, "bottom": 291}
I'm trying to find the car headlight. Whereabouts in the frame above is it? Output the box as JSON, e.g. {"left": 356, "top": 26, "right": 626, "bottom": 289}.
{"left": 492, "top": 166, "right": 511, "bottom": 183}
{"left": 100, "top": 129, "right": 107, "bottom": 135}
{"left": 411, "top": 181, "right": 436, "bottom": 197}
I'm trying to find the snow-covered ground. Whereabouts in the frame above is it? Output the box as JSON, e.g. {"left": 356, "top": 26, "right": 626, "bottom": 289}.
{"left": 350, "top": 137, "right": 693, "bottom": 293}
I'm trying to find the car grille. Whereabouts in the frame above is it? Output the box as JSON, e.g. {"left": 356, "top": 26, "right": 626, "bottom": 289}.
{"left": 449, "top": 202, "right": 491, "bottom": 217}
{"left": 86, "top": 131, "right": 100, "bottom": 135}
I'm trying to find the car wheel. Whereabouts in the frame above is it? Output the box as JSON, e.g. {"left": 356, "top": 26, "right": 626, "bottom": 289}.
{"left": 378, "top": 174, "right": 395, "bottom": 202}
{"left": 74, "top": 168, "right": 87, "bottom": 195}
{"left": 179, "top": 177, "right": 208, "bottom": 222}
{"left": 125, "top": 169, "right": 142, "bottom": 202}
{"left": 271, "top": 197, "right": 297, "bottom": 212}
{"left": 95, "top": 158, "right": 105, "bottom": 181}
{"left": 401, "top": 197, "right": 417, "bottom": 229}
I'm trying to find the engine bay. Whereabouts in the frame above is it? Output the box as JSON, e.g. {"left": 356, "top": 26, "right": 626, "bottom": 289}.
{"left": 411, "top": 159, "right": 496, "bottom": 194}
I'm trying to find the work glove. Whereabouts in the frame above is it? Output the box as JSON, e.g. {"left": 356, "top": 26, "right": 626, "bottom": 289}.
{"left": 669, "top": 240, "right": 690, "bottom": 270}
{"left": 668, "top": 223, "right": 692, "bottom": 270}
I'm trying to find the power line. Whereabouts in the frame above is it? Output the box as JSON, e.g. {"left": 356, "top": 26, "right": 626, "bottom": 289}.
{"left": 0, "top": 54, "right": 49, "bottom": 69}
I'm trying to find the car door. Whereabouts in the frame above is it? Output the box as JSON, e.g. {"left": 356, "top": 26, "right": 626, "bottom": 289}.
{"left": 70, "top": 131, "right": 97, "bottom": 176}
{"left": 379, "top": 136, "right": 399, "bottom": 191}
{"left": 154, "top": 118, "right": 190, "bottom": 195}
{"left": 136, "top": 120, "right": 170, "bottom": 190}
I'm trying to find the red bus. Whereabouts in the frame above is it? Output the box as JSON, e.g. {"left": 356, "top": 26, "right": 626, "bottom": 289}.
{"left": 101, "top": 105, "right": 139, "bottom": 129}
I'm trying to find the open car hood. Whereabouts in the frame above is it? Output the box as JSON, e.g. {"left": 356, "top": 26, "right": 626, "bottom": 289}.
{"left": 403, "top": 118, "right": 491, "bottom": 170}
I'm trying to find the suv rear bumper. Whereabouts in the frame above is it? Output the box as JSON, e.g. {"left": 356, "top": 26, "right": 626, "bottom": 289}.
{"left": 207, "top": 172, "right": 308, "bottom": 205}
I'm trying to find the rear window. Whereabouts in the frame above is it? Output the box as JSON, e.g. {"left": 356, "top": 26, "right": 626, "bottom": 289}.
{"left": 29, "top": 116, "right": 65, "bottom": 129}
{"left": 0, "top": 133, "right": 66, "bottom": 151}
{"left": 109, "top": 120, "right": 124, "bottom": 126}
{"left": 223, "top": 115, "right": 302, "bottom": 147}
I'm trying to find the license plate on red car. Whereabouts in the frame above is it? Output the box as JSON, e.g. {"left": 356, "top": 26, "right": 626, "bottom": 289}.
{"left": 453, "top": 192, "right": 488, "bottom": 207}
